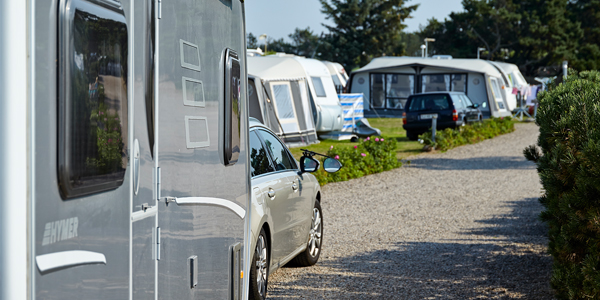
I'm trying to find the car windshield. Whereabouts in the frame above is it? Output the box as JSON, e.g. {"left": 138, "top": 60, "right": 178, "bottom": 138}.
{"left": 407, "top": 95, "right": 451, "bottom": 112}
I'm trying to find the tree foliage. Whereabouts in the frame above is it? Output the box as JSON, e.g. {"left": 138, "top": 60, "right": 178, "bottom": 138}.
{"left": 317, "top": 0, "right": 418, "bottom": 71}
{"left": 420, "top": 0, "right": 599, "bottom": 76}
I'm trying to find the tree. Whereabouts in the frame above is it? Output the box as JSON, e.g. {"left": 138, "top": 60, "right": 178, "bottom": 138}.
{"left": 247, "top": 33, "right": 258, "bottom": 49}
{"left": 318, "top": 0, "right": 419, "bottom": 71}
{"left": 288, "top": 27, "right": 321, "bottom": 57}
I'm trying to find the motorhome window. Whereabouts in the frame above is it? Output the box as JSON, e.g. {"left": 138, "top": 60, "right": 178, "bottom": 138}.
{"left": 223, "top": 49, "right": 241, "bottom": 166}
{"left": 248, "top": 79, "right": 264, "bottom": 123}
{"left": 370, "top": 73, "right": 414, "bottom": 109}
{"left": 407, "top": 95, "right": 451, "bottom": 112}
{"left": 311, "top": 77, "right": 327, "bottom": 97}
{"left": 249, "top": 131, "right": 274, "bottom": 177}
{"left": 258, "top": 129, "right": 296, "bottom": 171}
{"left": 421, "top": 74, "right": 467, "bottom": 93}
{"left": 58, "top": 1, "right": 129, "bottom": 199}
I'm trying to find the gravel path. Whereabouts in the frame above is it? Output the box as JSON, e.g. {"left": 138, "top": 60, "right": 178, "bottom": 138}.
{"left": 267, "top": 123, "right": 554, "bottom": 299}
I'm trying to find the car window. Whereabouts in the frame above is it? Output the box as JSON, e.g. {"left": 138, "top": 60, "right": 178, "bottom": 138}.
{"left": 258, "top": 129, "right": 297, "bottom": 171}
{"left": 249, "top": 131, "right": 275, "bottom": 177}
{"left": 407, "top": 95, "right": 451, "bottom": 112}
{"left": 451, "top": 94, "right": 464, "bottom": 109}
{"left": 461, "top": 94, "right": 474, "bottom": 107}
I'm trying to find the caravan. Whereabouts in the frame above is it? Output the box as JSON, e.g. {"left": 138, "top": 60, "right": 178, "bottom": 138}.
{"left": 1, "top": 0, "right": 251, "bottom": 299}
{"left": 487, "top": 61, "right": 530, "bottom": 111}
{"left": 247, "top": 56, "right": 319, "bottom": 147}
{"left": 348, "top": 57, "right": 513, "bottom": 118}
{"left": 322, "top": 61, "right": 349, "bottom": 94}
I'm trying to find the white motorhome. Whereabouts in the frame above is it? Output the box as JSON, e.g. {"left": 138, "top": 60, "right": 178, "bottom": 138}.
{"left": 1, "top": 0, "right": 251, "bottom": 299}
{"left": 323, "top": 61, "right": 349, "bottom": 94}
{"left": 487, "top": 61, "right": 530, "bottom": 111}
{"left": 348, "top": 57, "right": 512, "bottom": 118}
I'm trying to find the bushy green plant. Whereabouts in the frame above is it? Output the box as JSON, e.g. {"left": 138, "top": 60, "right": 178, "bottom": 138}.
{"left": 524, "top": 70, "right": 600, "bottom": 299}
{"left": 313, "top": 136, "right": 401, "bottom": 185}
{"left": 420, "top": 117, "right": 515, "bottom": 151}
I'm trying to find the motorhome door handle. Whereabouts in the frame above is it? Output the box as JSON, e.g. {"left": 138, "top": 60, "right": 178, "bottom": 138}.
{"left": 291, "top": 183, "right": 298, "bottom": 191}
{"left": 267, "top": 189, "right": 276, "bottom": 199}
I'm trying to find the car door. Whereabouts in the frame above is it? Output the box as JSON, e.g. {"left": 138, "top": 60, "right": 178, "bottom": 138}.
{"left": 256, "top": 129, "right": 305, "bottom": 265}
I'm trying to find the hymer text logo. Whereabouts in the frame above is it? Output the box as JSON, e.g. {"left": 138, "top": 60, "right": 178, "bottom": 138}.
{"left": 42, "top": 217, "right": 79, "bottom": 246}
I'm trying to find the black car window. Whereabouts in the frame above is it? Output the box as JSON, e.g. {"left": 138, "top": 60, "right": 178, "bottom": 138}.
{"left": 258, "top": 129, "right": 296, "bottom": 171}
{"left": 461, "top": 94, "right": 474, "bottom": 107}
{"left": 249, "top": 131, "right": 274, "bottom": 177}
{"left": 451, "top": 94, "right": 464, "bottom": 109}
{"left": 407, "top": 95, "right": 451, "bottom": 112}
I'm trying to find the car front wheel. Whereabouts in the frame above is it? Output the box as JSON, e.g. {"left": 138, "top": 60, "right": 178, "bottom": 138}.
{"left": 291, "top": 200, "right": 323, "bottom": 266}
{"left": 406, "top": 130, "right": 419, "bottom": 141}
{"left": 250, "top": 228, "right": 269, "bottom": 300}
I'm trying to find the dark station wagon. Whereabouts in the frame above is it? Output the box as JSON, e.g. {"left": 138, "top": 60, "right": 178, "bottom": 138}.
{"left": 402, "top": 92, "right": 483, "bottom": 140}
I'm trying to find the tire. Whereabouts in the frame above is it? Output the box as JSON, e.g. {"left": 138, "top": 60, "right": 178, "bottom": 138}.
{"left": 249, "top": 228, "right": 269, "bottom": 300}
{"left": 406, "top": 130, "right": 419, "bottom": 141}
{"left": 291, "top": 200, "right": 323, "bottom": 266}
{"left": 478, "top": 115, "right": 483, "bottom": 122}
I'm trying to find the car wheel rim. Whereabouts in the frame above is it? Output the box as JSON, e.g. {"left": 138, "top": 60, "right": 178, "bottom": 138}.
{"left": 308, "top": 207, "right": 322, "bottom": 257}
{"left": 255, "top": 234, "right": 268, "bottom": 298}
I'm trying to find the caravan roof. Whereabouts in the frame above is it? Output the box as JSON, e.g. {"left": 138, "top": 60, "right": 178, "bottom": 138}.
{"left": 247, "top": 56, "right": 307, "bottom": 81}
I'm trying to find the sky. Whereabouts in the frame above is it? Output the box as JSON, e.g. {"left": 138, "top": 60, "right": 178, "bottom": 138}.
{"left": 245, "top": 0, "right": 464, "bottom": 41}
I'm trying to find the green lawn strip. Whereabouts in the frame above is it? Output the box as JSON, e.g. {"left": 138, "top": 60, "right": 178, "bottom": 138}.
{"left": 289, "top": 118, "right": 422, "bottom": 161}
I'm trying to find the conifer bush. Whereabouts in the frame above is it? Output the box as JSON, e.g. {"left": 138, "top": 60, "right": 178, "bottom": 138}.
{"left": 524, "top": 70, "right": 600, "bottom": 299}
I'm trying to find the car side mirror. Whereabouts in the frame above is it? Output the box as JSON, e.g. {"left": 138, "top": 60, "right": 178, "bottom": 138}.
{"left": 300, "top": 156, "right": 320, "bottom": 173}
{"left": 323, "top": 158, "right": 342, "bottom": 173}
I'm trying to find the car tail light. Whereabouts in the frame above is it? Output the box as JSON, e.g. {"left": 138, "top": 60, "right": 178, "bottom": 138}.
{"left": 452, "top": 109, "right": 458, "bottom": 121}
{"left": 402, "top": 112, "right": 407, "bottom": 124}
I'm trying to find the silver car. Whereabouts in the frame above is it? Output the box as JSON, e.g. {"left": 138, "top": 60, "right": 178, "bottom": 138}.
{"left": 248, "top": 118, "right": 341, "bottom": 300}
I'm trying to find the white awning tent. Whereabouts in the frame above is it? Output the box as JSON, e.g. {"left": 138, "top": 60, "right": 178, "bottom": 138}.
{"left": 247, "top": 56, "right": 319, "bottom": 147}
{"left": 486, "top": 61, "right": 530, "bottom": 111}
{"left": 348, "top": 57, "right": 513, "bottom": 118}
{"left": 248, "top": 55, "right": 344, "bottom": 136}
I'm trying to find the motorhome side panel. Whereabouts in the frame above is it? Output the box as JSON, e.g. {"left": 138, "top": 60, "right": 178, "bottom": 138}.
{"left": 156, "top": 0, "right": 248, "bottom": 299}
{"left": 33, "top": 0, "right": 130, "bottom": 298}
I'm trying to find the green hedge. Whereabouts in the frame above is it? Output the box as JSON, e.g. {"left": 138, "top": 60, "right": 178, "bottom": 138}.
{"left": 420, "top": 117, "right": 515, "bottom": 151}
{"left": 524, "top": 70, "right": 600, "bottom": 299}
{"left": 313, "top": 136, "right": 401, "bottom": 185}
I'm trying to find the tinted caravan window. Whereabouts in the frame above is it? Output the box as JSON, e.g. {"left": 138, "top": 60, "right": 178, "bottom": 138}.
{"left": 311, "top": 77, "right": 327, "bottom": 97}
{"left": 59, "top": 0, "right": 129, "bottom": 199}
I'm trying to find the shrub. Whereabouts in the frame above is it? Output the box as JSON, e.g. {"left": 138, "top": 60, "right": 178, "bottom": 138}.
{"left": 524, "top": 70, "right": 600, "bottom": 299}
{"left": 420, "top": 117, "right": 515, "bottom": 151}
{"left": 313, "top": 136, "right": 401, "bottom": 185}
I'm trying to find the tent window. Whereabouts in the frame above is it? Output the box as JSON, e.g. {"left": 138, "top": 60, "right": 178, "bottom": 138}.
{"left": 58, "top": 0, "right": 129, "bottom": 199}
{"left": 421, "top": 74, "right": 467, "bottom": 93}
{"left": 311, "top": 77, "right": 327, "bottom": 97}
{"left": 271, "top": 83, "right": 299, "bottom": 133}
{"left": 490, "top": 78, "right": 506, "bottom": 110}
{"left": 370, "top": 73, "right": 414, "bottom": 110}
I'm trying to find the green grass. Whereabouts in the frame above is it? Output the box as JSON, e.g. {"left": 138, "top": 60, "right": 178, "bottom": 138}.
{"left": 289, "top": 118, "right": 422, "bottom": 160}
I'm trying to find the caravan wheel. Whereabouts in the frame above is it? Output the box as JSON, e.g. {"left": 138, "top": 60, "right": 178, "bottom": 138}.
{"left": 250, "top": 228, "right": 269, "bottom": 300}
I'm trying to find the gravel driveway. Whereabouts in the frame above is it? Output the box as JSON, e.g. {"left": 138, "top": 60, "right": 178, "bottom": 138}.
{"left": 267, "top": 122, "right": 554, "bottom": 299}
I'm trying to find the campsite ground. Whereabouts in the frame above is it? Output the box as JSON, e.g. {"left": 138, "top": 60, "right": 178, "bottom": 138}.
{"left": 267, "top": 122, "right": 554, "bottom": 299}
